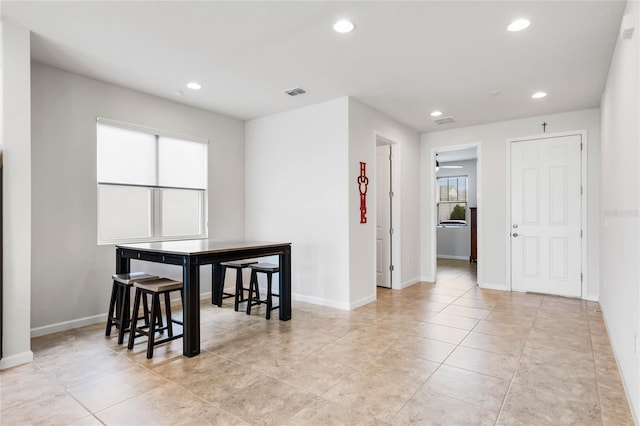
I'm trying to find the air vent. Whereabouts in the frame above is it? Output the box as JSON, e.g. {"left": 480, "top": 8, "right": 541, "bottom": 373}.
{"left": 433, "top": 116, "right": 457, "bottom": 125}
{"left": 284, "top": 87, "right": 306, "bottom": 96}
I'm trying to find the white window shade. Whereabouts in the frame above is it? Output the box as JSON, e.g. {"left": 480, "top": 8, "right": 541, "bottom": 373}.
{"left": 160, "top": 189, "right": 204, "bottom": 237}
{"left": 158, "top": 136, "right": 207, "bottom": 189}
{"left": 98, "top": 185, "right": 153, "bottom": 242}
{"left": 97, "top": 124, "right": 156, "bottom": 186}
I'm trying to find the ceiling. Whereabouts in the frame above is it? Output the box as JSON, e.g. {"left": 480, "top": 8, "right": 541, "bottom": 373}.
{"left": 2, "top": 1, "right": 626, "bottom": 133}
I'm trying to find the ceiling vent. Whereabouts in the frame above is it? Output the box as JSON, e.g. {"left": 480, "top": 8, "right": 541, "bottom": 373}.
{"left": 284, "top": 87, "right": 306, "bottom": 96}
{"left": 433, "top": 116, "right": 457, "bottom": 125}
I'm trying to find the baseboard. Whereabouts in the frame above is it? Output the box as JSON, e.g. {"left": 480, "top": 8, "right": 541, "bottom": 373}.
{"left": 437, "top": 255, "right": 470, "bottom": 261}
{"left": 478, "top": 282, "right": 508, "bottom": 291}
{"left": 0, "top": 351, "right": 34, "bottom": 370}
{"left": 31, "top": 291, "right": 214, "bottom": 338}
{"left": 421, "top": 275, "right": 435, "bottom": 283}
{"left": 31, "top": 314, "right": 107, "bottom": 337}
{"left": 584, "top": 293, "right": 599, "bottom": 302}
{"left": 398, "top": 278, "right": 420, "bottom": 289}
{"left": 292, "top": 293, "right": 351, "bottom": 310}
{"left": 350, "top": 294, "right": 376, "bottom": 310}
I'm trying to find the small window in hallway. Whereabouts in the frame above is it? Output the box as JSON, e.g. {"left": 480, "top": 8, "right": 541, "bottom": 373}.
{"left": 437, "top": 176, "right": 467, "bottom": 225}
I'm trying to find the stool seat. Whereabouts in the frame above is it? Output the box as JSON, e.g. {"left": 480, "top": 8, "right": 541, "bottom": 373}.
{"left": 247, "top": 263, "right": 280, "bottom": 320}
{"left": 220, "top": 259, "right": 259, "bottom": 268}
{"left": 128, "top": 278, "right": 184, "bottom": 359}
{"left": 112, "top": 272, "right": 159, "bottom": 284}
{"left": 134, "top": 278, "right": 183, "bottom": 292}
{"left": 250, "top": 263, "right": 279, "bottom": 273}
{"left": 217, "top": 260, "right": 259, "bottom": 311}
{"left": 106, "top": 272, "right": 158, "bottom": 344}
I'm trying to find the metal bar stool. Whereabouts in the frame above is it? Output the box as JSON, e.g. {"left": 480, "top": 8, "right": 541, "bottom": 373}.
{"left": 105, "top": 272, "right": 159, "bottom": 344}
{"left": 218, "top": 259, "right": 259, "bottom": 311}
{"left": 246, "top": 263, "right": 280, "bottom": 320}
{"left": 127, "top": 278, "right": 184, "bottom": 359}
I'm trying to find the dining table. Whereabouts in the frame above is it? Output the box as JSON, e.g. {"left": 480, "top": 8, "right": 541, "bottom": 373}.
{"left": 115, "top": 239, "right": 292, "bottom": 357}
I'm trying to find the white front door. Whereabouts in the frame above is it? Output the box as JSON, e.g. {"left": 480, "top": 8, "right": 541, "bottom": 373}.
{"left": 510, "top": 134, "right": 582, "bottom": 297}
{"left": 376, "top": 144, "right": 392, "bottom": 288}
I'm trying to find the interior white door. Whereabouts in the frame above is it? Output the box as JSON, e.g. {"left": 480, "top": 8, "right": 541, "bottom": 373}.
{"left": 376, "top": 144, "right": 391, "bottom": 288}
{"left": 510, "top": 134, "right": 582, "bottom": 297}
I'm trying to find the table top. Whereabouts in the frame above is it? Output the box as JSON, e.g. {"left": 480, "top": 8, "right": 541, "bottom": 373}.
{"left": 116, "top": 239, "right": 291, "bottom": 256}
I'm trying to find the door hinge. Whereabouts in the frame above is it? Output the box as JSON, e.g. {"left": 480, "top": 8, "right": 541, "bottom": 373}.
{"left": 389, "top": 154, "right": 392, "bottom": 161}
{"left": 580, "top": 142, "right": 583, "bottom": 151}
{"left": 389, "top": 265, "right": 394, "bottom": 271}
{"left": 389, "top": 228, "right": 394, "bottom": 235}
{"left": 389, "top": 191, "right": 394, "bottom": 198}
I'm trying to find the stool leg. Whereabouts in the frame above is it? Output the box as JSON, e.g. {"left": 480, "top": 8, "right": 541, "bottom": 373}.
{"left": 147, "top": 293, "right": 160, "bottom": 359}
{"left": 164, "top": 291, "right": 173, "bottom": 338}
{"left": 127, "top": 288, "right": 142, "bottom": 350}
{"left": 105, "top": 281, "right": 118, "bottom": 336}
{"left": 247, "top": 270, "right": 257, "bottom": 315}
{"left": 116, "top": 284, "right": 131, "bottom": 345}
{"left": 234, "top": 269, "right": 243, "bottom": 312}
{"left": 266, "top": 272, "right": 273, "bottom": 320}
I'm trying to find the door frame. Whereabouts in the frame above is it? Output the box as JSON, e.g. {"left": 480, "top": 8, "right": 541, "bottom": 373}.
{"left": 374, "top": 132, "right": 401, "bottom": 289}
{"left": 505, "top": 130, "right": 588, "bottom": 297}
{"left": 429, "top": 142, "right": 482, "bottom": 285}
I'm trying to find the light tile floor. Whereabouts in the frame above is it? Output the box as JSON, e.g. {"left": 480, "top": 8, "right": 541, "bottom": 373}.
{"left": 0, "top": 259, "right": 634, "bottom": 425}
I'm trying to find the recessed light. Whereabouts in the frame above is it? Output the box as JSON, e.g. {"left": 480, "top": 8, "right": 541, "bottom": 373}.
{"left": 531, "top": 91, "right": 547, "bottom": 99}
{"left": 333, "top": 20, "right": 355, "bottom": 33}
{"left": 430, "top": 111, "right": 443, "bottom": 117}
{"left": 507, "top": 19, "right": 530, "bottom": 32}
{"left": 186, "top": 81, "right": 201, "bottom": 90}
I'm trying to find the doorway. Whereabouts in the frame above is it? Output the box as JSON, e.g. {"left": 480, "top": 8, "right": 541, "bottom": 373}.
{"left": 508, "top": 132, "right": 584, "bottom": 298}
{"left": 376, "top": 142, "right": 392, "bottom": 288}
{"left": 430, "top": 145, "right": 480, "bottom": 285}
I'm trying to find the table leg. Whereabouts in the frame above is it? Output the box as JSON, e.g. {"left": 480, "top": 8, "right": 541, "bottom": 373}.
{"left": 212, "top": 263, "right": 223, "bottom": 306}
{"left": 182, "top": 256, "right": 200, "bottom": 357}
{"left": 115, "top": 248, "right": 130, "bottom": 275}
{"left": 115, "top": 250, "right": 132, "bottom": 330}
{"left": 279, "top": 248, "right": 291, "bottom": 321}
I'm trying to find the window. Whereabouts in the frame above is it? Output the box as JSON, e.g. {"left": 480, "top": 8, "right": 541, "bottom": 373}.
{"left": 97, "top": 119, "right": 207, "bottom": 244}
{"left": 437, "top": 176, "right": 467, "bottom": 225}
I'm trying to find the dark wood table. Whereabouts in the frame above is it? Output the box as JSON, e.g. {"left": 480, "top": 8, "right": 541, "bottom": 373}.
{"left": 115, "top": 239, "right": 292, "bottom": 357}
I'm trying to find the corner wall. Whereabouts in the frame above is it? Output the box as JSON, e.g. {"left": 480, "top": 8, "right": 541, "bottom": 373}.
{"left": 30, "top": 63, "right": 246, "bottom": 333}
{"left": 599, "top": 1, "right": 640, "bottom": 419}
{"left": 0, "top": 18, "right": 33, "bottom": 369}
{"left": 245, "top": 98, "right": 351, "bottom": 309}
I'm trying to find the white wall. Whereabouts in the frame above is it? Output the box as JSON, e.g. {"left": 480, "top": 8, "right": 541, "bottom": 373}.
{"left": 348, "top": 99, "right": 421, "bottom": 299}
{"left": 245, "top": 98, "right": 351, "bottom": 309}
{"left": 436, "top": 159, "right": 477, "bottom": 259}
{"left": 599, "top": 1, "right": 640, "bottom": 419}
{"left": 0, "top": 18, "right": 33, "bottom": 369}
{"left": 30, "top": 63, "right": 246, "bottom": 333}
{"left": 421, "top": 108, "right": 601, "bottom": 298}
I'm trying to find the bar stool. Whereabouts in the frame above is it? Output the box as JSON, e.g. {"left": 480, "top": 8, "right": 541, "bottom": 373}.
{"left": 105, "top": 272, "right": 159, "bottom": 344}
{"left": 246, "top": 263, "right": 280, "bottom": 320}
{"left": 127, "top": 278, "right": 184, "bottom": 359}
{"left": 218, "top": 259, "right": 259, "bottom": 311}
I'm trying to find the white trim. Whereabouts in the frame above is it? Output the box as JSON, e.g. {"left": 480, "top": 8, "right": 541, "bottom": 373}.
{"left": 437, "top": 255, "right": 469, "bottom": 261}
{"left": 420, "top": 275, "right": 436, "bottom": 283}
{"left": 430, "top": 143, "right": 482, "bottom": 285}
{"left": 506, "top": 130, "right": 588, "bottom": 298}
{"left": 399, "top": 277, "right": 421, "bottom": 289}
{"left": 31, "top": 314, "right": 107, "bottom": 337}
{"left": 374, "top": 131, "right": 402, "bottom": 290}
{"left": 292, "top": 293, "right": 351, "bottom": 310}
{"left": 0, "top": 351, "right": 34, "bottom": 370}
{"left": 478, "top": 282, "right": 508, "bottom": 291}
{"left": 350, "top": 294, "right": 377, "bottom": 310}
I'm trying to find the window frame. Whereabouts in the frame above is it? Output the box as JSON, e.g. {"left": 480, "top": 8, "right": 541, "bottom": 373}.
{"left": 96, "top": 118, "right": 208, "bottom": 245}
{"left": 437, "top": 175, "right": 468, "bottom": 226}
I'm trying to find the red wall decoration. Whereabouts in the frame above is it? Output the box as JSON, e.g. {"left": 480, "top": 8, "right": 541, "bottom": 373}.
{"left": 357, "top": 162, "right": 369, "bottom": 223}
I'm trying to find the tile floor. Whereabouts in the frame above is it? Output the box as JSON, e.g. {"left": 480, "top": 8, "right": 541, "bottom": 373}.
{"left": 0, "top": 259, "right": 634, "bottom": 425}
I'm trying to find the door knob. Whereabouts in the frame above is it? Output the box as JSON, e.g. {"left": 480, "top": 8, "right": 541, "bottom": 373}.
{"left": 512, "top": 232, "right": 520, "bottom": 237}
